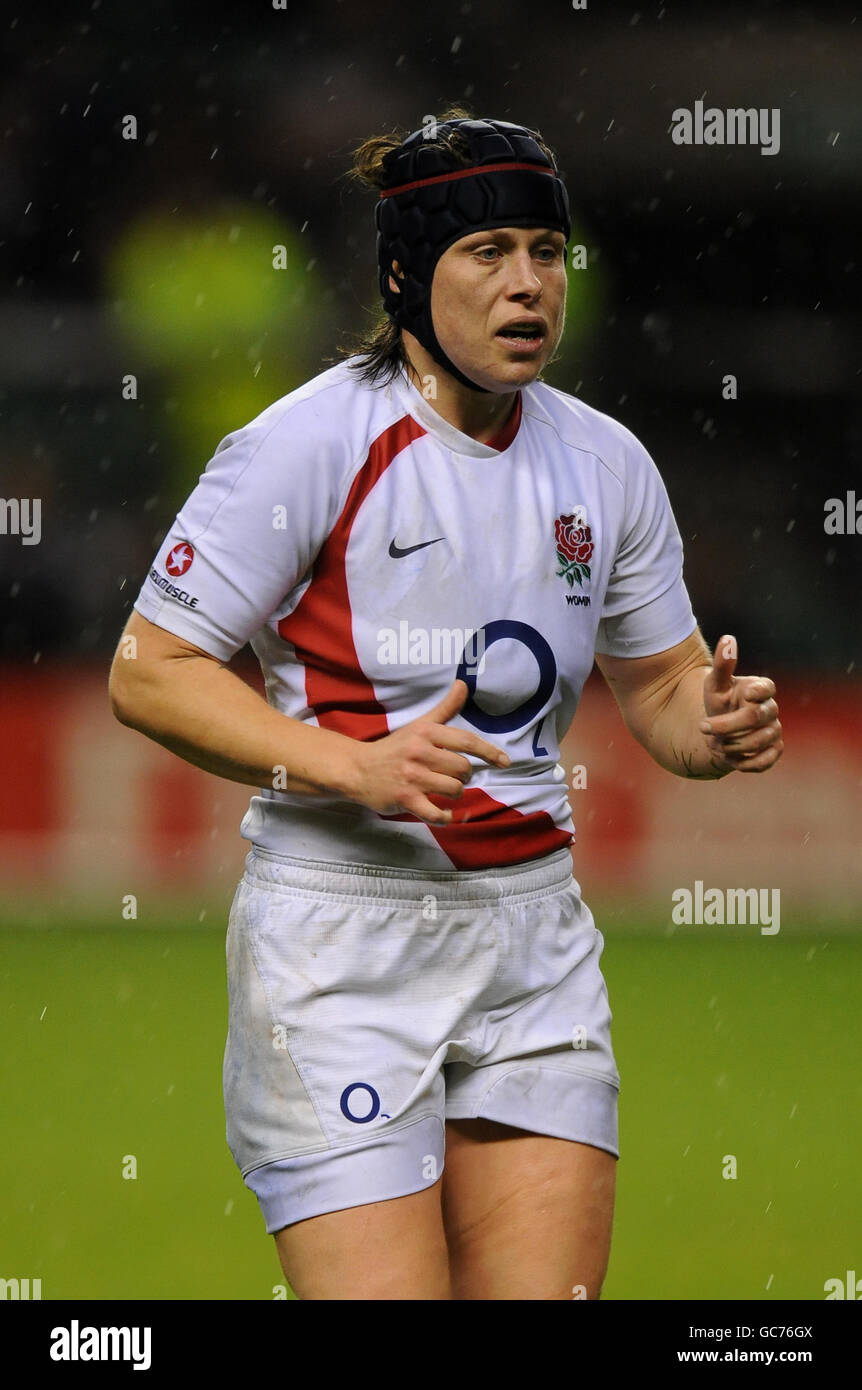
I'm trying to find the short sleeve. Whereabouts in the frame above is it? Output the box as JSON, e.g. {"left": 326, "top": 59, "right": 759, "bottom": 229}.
{"left": 594, "top": 434, "right": 697, "bottom": 659}
{"left": 132, "top": 407, "right": 347, "bottom": 662}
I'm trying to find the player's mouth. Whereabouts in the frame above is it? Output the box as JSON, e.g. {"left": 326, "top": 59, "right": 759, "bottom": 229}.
{"left": 495, "top": 318, "right": 547, "bottom": 355}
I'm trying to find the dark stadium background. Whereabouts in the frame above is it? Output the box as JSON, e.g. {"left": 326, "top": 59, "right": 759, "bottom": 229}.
{"left": 1, "top": 0, "right": 859, "bottom": 1302}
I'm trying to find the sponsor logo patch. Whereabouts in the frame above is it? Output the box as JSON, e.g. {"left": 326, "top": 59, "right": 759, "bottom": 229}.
{"left": 148, "top": 567, "right": 199, "bottom": 608}
{"left": 165, "top": 542, "right": 194, "bottom": 577}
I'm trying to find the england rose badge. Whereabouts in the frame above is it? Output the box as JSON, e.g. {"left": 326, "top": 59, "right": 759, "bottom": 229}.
{"left": 555, "top": 509, "right": 594, "bottom": 589}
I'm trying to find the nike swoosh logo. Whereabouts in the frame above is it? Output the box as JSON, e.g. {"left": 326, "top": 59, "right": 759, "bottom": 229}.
{"left": 388, "top": 536, "right": 445, "bottom": 558}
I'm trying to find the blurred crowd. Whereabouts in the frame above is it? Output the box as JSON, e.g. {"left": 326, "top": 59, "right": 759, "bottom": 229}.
{"left": 1, "top": 0, "right": 859, "bottom": 673}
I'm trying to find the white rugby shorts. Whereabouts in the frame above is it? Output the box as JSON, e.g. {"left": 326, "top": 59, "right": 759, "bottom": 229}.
{"left": 223, "top": 846, "right": 620, "bottom": 1232}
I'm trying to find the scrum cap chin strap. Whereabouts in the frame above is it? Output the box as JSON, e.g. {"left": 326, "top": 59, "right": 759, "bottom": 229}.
{"left": 375, "top": 118, "right": 571, "bottom": 392}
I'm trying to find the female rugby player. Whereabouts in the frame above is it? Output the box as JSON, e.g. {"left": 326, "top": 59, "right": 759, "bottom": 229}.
{"left": 109, "top": 110, "right": 783, "bottom": 1301}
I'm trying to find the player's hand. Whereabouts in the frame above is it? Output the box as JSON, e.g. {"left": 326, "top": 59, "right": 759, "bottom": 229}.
{"left": 346, "top": 679, "right": 510, "bottom": 824}
{"left": 700, "top": 634, "right": 784, "bottom": 773}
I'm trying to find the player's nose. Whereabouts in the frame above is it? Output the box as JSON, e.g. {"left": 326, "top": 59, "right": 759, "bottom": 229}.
{"left": 505, "top": 252, "right": 544, "bottom": 297}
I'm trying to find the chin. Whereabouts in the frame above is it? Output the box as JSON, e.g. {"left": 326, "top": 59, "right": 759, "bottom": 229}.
{"left": 478, "top": 358, "right": 548, "bottom": 391}
{"left": 499, "top": 360, "right": 546, "bottom": 385}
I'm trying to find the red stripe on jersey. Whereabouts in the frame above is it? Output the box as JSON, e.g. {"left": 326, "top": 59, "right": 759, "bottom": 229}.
{"left": 483, "top": 393, "right": 522, "bottom": 452}
{"left": 382, "top": 786, "right": 572, "bottom": 870}
{"left": 278, "top": 412, "right": 427, "bottom": 739}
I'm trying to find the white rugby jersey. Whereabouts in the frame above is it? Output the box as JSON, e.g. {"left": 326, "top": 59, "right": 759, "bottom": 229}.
{"left": 133, "top": 359, "right": 697, "bottom": 870}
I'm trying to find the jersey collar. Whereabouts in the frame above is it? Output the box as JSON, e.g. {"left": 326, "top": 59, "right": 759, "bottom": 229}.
{"left": 391, "top": 366, "right": 522, "bottom": 459}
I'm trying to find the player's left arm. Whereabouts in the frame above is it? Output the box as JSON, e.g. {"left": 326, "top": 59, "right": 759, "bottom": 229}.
{"left": 595, "top": 626, "right": 784, "bottom": 779}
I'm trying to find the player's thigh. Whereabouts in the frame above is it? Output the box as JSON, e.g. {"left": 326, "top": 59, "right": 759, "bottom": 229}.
{"left": 442, "top": 1118, "right": 617, "bottom": 1300}
{"left": 273, "top": 1179, "right": 451, "bottom": 1301}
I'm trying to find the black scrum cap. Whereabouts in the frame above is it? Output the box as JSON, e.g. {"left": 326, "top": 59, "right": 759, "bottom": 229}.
{"left": 375, "top": 117, "right": 571, "bottom": 392}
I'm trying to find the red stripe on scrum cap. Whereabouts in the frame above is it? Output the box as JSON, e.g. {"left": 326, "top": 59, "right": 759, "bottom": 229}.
{"left": 278, "top": 412, "right": 427, "bottom": 740}
{"left": 379, "top": 162, "right": 556, "bottom": 199}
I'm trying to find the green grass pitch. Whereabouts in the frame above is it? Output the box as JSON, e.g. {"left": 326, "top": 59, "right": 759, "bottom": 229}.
{"left": 1, "top": 920, "right": 859, "bottom": 1300}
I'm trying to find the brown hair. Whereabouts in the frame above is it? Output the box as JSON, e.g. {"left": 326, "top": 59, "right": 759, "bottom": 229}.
{"left": 328, "top": 106, "right": 558, "bottom": 388}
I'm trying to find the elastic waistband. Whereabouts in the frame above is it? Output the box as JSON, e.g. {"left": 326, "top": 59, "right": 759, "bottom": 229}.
{"left": 243, "top": 846, "right": 574, "bottom": 907}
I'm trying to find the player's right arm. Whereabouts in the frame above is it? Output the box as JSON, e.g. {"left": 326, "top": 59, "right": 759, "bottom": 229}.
{"left": 113, "top": 396, "right": 507, "bottom": 823}
{"left": 109, "top": 611, "right": 508, "bottom": 826}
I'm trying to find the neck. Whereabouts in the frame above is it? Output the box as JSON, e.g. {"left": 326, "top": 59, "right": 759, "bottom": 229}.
{"left": 401, "top": 334, "right": 517, "bottom": 444}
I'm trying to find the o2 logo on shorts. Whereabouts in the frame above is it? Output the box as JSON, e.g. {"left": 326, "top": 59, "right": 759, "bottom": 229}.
{"left": 339, "top": 1083, "right": 390, "bottom": 1123}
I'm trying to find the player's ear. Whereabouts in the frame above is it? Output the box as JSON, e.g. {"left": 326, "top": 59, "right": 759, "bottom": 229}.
{"left": 388, "top": 260, "right": 405, "bottom": 295}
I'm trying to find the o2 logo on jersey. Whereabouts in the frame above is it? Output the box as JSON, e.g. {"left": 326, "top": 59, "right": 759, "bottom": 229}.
{"left": 165, "top": 541, "right": 195, "bottom": 577}
{"left": 339, "top": 1083, "right": 389, "bottom": 1123}
{"left": 456, "top": 620, "right": 556, "bottom": 731}
{"left": 456, "top": 620, "right": 558, "bottom": 757}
